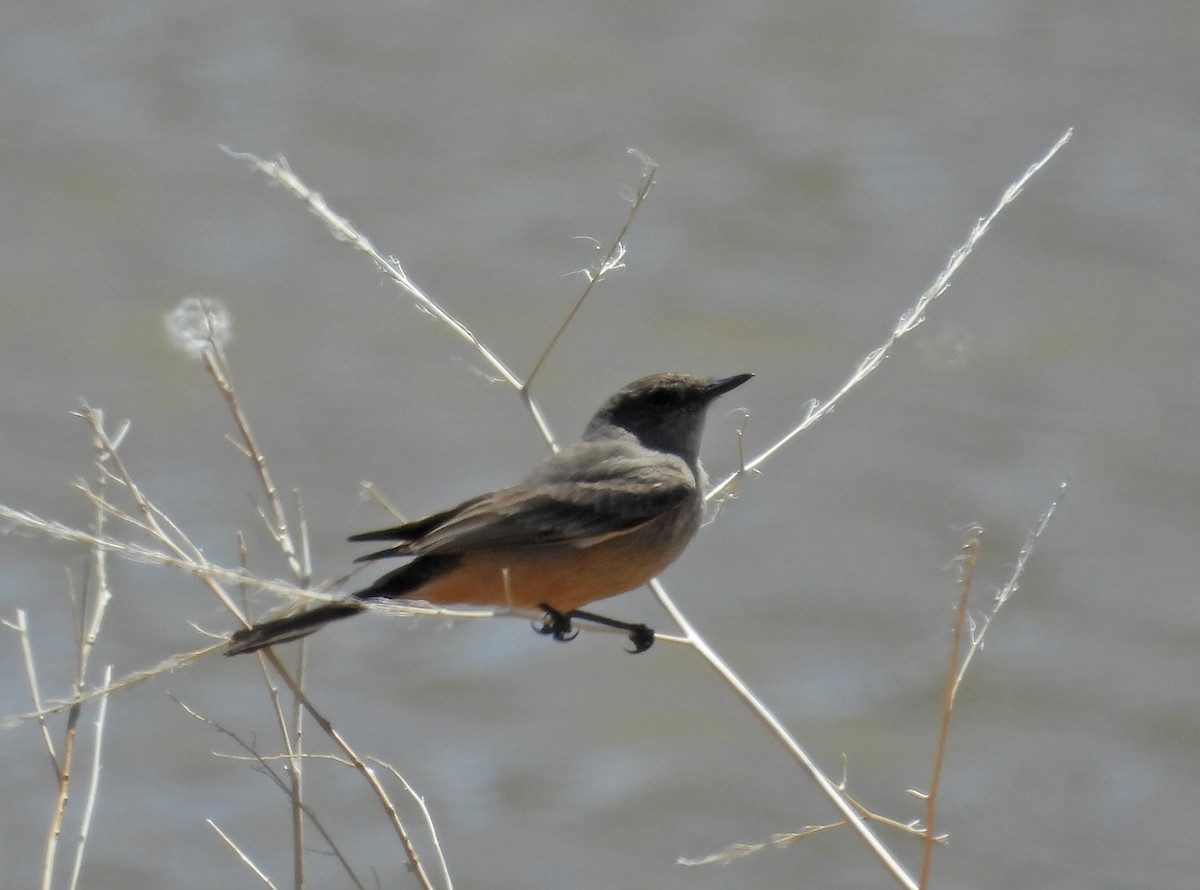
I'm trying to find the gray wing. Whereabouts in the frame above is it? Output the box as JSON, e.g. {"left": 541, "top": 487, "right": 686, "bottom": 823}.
{"left": 412, "top": 440, "right": 696, "bottom": 554}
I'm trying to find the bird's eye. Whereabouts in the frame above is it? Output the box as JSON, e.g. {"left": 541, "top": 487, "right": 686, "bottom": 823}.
{"left": 646, "top": 387, "right": 678, "bottom": 406}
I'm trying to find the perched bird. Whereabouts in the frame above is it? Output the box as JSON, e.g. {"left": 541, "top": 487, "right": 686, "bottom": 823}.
{"left": 226, "top": 371, "right": 751, "bottom": 655}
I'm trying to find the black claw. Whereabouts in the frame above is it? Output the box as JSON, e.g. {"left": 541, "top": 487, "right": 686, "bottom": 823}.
{"left": 626, "top": 624, "right": 655, "bottom": 654}
{"left": 535, "top": 605, "right": 656, "bottom": 653}
{"left": 535, "top": 604, "right": 579, "bottom": 643}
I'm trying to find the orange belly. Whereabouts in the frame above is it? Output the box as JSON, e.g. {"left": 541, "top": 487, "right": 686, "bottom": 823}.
{"left": 409, "top": 524, "right": 695, "bottom": 613}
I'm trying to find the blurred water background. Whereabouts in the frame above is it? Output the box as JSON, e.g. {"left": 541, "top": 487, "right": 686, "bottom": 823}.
{"left": 2, "top": 2, "right": 1198, "bottom": 887}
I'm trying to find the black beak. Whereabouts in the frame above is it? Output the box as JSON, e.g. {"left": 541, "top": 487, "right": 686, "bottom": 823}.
{"left": 705, "top": 373, "right": 754, "bottom": 400}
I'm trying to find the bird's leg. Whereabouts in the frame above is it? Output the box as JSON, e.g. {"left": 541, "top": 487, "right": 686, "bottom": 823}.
{"left": 571, "top": 609, "right": 655, "bottom": 653}
{"left": 536, "top": 604, "right": 655, "bottom": 653}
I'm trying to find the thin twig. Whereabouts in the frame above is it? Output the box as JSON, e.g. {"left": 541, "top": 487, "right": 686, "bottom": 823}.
{"left": 705, "top": 129, "right": 1074, "bottom": 503}
{"left": 681, "top": 781, "right": 946, "bottom": 867}
{"left": 43, "top": 672, "right": 79, "bottom": 888}
{"left": 4, "top": 642, "right": 225, "bottom": 725}
{"left": 207, "top": 820, "right": 279, "bottom": 889}
{"left": 250, "top": 639, "right": 308, "bottom": 890}
{"left": 3, "top": 610, "right": 57, "bottom": 770}
{"left": 952, "top": 481, "right": 1068, "bottom": 701}
{"left": 69, "top": 407, "right": 247, "bottom": 624}
{"left": 61, "top": 430, "right": 119, "bottom": 890}
{"left": 0, "top": 504, "right": 491, "bottom": 619}
{"left": 256, "top": 649, "right": 440, "bottom": 890}
{"left": 288, "top": 644, "right": 307, "bottom": 890}
{"left": 67, "top": 664, "right": 112, "bottom": 890}
{"left": 918, "top": 535, "right": 978, "bottom": 888}
{"left": 202, "top": 344, "right": 307, "bottom": 586}
{"left": 197, "top": 324, "right": 317, "bottom": 889}
{"left": 76, "top": 408, "right": 115, "bottom": 684}
{"left": 650, "top": 577, "right": 918, "bottom": 889}
{"left": 222, "top": 147, "right": 660, "bottom": 454}
{"left": 174, "top": 698, "right": 367, "bottom": 890}
{"left": 524, "top": 149, "right": 657, "bottom": 389}
{"left": 3, "top": 598, "right": 532, "bottom": 727}
{"left": 372, "top": 759, "right": 455, "bottom": 890}
{"left": 224, "top": 149, "right": 520, "bottom": 384}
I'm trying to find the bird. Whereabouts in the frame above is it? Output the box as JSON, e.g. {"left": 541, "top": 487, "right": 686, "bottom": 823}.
{"left": 225, "top": 371, "right": 752, "bottom": 656}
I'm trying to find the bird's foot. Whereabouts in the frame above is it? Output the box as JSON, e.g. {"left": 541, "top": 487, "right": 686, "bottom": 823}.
{"left": 534, "top": 605, "right": 579, "bottom": 643}
{"left": 535, "top": 604, "right": 654, "bottom": 653}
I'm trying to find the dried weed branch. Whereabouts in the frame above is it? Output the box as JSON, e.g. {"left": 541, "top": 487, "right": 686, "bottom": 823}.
{"left": 174, "top": 697, "right": 366, "bottom": 890}
{"left": 952, "top": 481, "right": 1068, "bottom": 701}
{"left": 706, "top": 128, "right": 1073, "bottom": 503}
{"left": 525, "top": 149, "right": 657, "bottom": 389}
{"left": 918, "top": 533, "right": 979, "bottom": 888}
{"left": 681, "top": 779, "right": 947, "bottom": 867}
{"left": 1, "top": 409, "right": 123, "bottom": 890}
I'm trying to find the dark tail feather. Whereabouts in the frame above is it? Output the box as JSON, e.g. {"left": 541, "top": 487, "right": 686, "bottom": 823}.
{"left": 347, "top": 526, "right": 413, "bottom": 543}
{"left": 226, "top": 554, "right": 462, "bottom": 655}
{"left": 348, "top": 524, "right": 421, "bottom": 563}
{"left": 347, "top": 500, "right": 484, "bottom": 548}
{"left": 225, "top": 602, "right": 363, "bottom": 656}
{"left": 353, "top": 544, "right": 409, "bottom": 563}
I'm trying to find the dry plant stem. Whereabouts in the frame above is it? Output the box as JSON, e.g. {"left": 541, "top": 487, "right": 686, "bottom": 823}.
{"left": 252, "top": 646, "right": 309, "bottom": 889}
{"left": 919, "top": 535, "right": 978, "bottom": 889}
{"left": 651, "top": 579, "right": 919, "bottom": 890}
{"left": 207, "top": 819, "right": 279, "bottom": 889}
{"left": 257, "top": 647, "right": 440, "bottom": 890}
{"left": 202, "top": 333, "right": 347, "bottom": 890}
{"left": 3, "top": 363, "right": 441, "bottom": 884}
{"left": 0, "top": 506, "right": 302, "bottom": 602}
{"left": 38, "top": 660, "right": 77, "bottom": 890}
{"left": 294, "top": 489, "right": 314, "bottom": 583}
{"left": 11, "top": 599, "right": 77, "bottom": 890}
{"left": 38, "top": 416, "right": 120, "bottom": 890}
{"left": 68, "top": 663, "right": 112, "bottom": 890}
{"left": 3, "top": 643, "right": 225, "bottom": 726}
{"left": 206, "top": 325, "right": 449, "bottom": 888}
{"left": 75, "top": 419, "right": 115, "bottom": 683}
{"left": 289, "top": 648, "right": 307, "bottom": 890}
{"left": 202, "top": 346, "right": 307, "bottom": 586}
{"left": 220, "top": 149, "right": 518, "bottom": 385}
{"left": 63, "top": 439, "right": 118, "bottom": 890}
{"left": 5, "top": 603, "right": 499, "bottom": 725}
{"left": 372, "top": 759, "right": 456, "bottom": 890}
{"left": 681, "top": 781, "right": 946, "bottom": 866}
{"left": 6, "top": 610, "right": 56, "bottom": 770}
{"left": 225, "top": 148, "right": 656, "bottom": 451}
{"left": 221, "top": 147, "right": 562, "bottom": 449}
{"left": 0, "top": 506, "right": 409, "bottom": 616}
{"left": 524, "top": 150, "right": 656, "bottom": 389}
{"left": 952, "top": 481, "right": 1067, "bottom": 702}
{"left": 706, "top": 128, "right": 1074, "bottom": 502}
{"left": 360, "top": 482, "right": 408, "bottom": 524}
{"left": 174, "top": 698, "right": 367, "bottom": 890}
{"left": 70, "top": 406, "right": 247, "bottom": 622}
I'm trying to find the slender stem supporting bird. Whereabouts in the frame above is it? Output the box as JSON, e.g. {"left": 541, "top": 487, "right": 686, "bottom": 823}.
{"left": 649, "top": 579, "right": 919, "bottom": 889}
